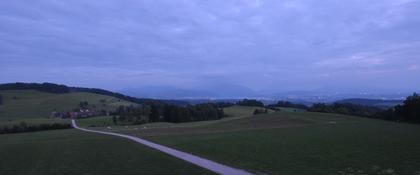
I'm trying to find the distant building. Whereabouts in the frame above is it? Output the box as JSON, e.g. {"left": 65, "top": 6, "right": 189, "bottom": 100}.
{"left": 52, "top": 108, "right": 102, "bottom": 119}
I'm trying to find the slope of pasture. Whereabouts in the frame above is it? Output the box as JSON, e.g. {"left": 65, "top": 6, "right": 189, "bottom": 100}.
{"left": 81, "top": 106, "right": 277, "bottom": 134}
{"left": 0, "top": 90, "right": 137, "bottom": 120}
{"left": 130, "top": 111, "right": 420, "bottom": 175}
{"left": 0, "top": 129, "right": 213, "bottom": 175}
{"left": 224, "top": 105, "right": 274, "bottom": 117}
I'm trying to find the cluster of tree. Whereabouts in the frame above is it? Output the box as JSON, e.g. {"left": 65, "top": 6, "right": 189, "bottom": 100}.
{"left": 237, "top": 99, "right": 264, "bottom": 107}
{"left": 253, "top": 108, "right": 268, "bottom": 115}
{"left": 213, "top": 102, "right": 235, "bottom": 108}
{"left": 374, "top": 93, "right": 420, "bottom": 123}
{"left": 79, "top": 101, "right": 89, "bottom": 109}
{"left": 267, "top": 101, "right": 308, "bottom": 110}
{"left": 0, "top": 122, "right": 71, "bottom": 134}
{"left": 113, "top": 103, "right": 225, "bottom": 124}
{"left": 308, "top": 93, "right": 420, "bottom": 124}
{"left": 0, "top": 82, "right": 70, "bottom": 93}
{"left": 113, "top": 105, "right": 151, "bottom": 125}
{"left": 163, "top": 103, "right": 225, "bottom": 123}
{"left": 308, "top": 103, "right": 382, "bottom": 117}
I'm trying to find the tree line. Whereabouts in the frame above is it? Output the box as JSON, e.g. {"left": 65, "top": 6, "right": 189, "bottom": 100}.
{"left": 0, "top": 122, "right": 71, "bottom": 134}
{"left": 237, "top": 99, "right": 264, "bottom": 107}
{"left": 112, "top": 103, "right": 225, "bottom": 124}
{"left": 309, "top": 93, "right": 420, "bottom": 124}
{"left": 374, "top": 93, "right": 420, "bottom": 123}
{"left": 0, "top": 82, "right": 70, "bottom": 93}
{"left": 267, "top": 101, "right": 309, "bottom": 110}
{"left": 234, "top": 96, "right": 420, "bottom": 124}
{"left": 308, "top": 103, "right": 382, "bottom": 117}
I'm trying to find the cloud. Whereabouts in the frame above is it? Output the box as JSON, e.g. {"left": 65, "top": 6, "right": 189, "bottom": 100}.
{"left": 408, "top": 64, "right": 420, "bottom": 71}
{"left": 315, "top": 53, "right": 386, "bottom": 69}
{"left": 0, "top": 0, "right": 420, "bottom": 93}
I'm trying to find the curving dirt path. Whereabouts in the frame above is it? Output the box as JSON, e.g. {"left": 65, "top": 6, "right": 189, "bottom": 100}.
{"left": 71, "top": 120, "right": 253, "bottom": 175}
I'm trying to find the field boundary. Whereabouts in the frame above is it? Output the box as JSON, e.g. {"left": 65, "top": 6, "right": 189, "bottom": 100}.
{"left": 72, "top": 119, "right": 253, "bottom": 175}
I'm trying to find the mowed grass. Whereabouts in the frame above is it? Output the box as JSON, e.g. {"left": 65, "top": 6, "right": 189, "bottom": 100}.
{"left": 0, "top": 90, "right": 137, "bottom": 120}
{"left": 125, "top": 111, "right": 420, "bottom": 175}
{"left": 276, "top": 107, "right": 306, "bottom": 112}
{"left": 92, "top": 106, "right": 283, "bottom": 135}
{"left": 77, "top": 116, "right": 115, "bottom": 127}
{"left": 224, "top": 105, "right": 275, "bottom": 117}
{"left": 0, "top": 129, "right": 214, "bottom": 175}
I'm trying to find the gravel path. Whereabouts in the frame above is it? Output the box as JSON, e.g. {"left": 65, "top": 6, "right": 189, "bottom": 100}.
{"left": 72, "top": 120, "right": 254, "bottom": 175}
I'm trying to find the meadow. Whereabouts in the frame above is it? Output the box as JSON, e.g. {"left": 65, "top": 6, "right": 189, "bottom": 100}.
{"left": 2, "top": 98, "right": 420, "bottom": 175}
{"left": 77, "top": 106, "right": 271, "bottom": 129}
{"left": 0, "top": 129, "right": 213, "bottom": 175}
{"left": 108, "top": 107, "right": 420, "bottom": 175}
{"left": 0, "top": 90, "right": 136, "bottom": 120}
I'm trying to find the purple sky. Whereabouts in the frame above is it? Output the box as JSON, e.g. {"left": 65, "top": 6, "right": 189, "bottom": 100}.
{"left": 1, "top": 0, "right": 419, "bottom": 95}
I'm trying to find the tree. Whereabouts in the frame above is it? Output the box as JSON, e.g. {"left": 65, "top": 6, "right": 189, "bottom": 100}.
{"left": 237, "top": 99, "right": 264, "bottom": 107}
{"left": 79, "top": 101, "right": 89, "bottom": 109}
{"left": 308, "top": 103, "right": 331, "bottom": 112}
{"left": 395, "top": 93, "right": 420, "bottom": 123}
{"left": 149, "top": 104, "right": 160, "bottom": 122}
{"left": 0, "top": 82, "right": 70, "bottom": 93}
{"left": 112, "top": 116, "right": 118, "bottom": 125}
{"left": 268, "top": 101, "right": 308, "bottom": 110}
{"left": 253, "top": 108, "right": 268, "bottom": 115}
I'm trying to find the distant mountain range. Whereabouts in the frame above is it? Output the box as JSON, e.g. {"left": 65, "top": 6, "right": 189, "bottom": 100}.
{"left": 119, "top": 85, "right": 412, "bottom": 105}
{"left": 120, "top": 84, "right": 256, "bottom": 99}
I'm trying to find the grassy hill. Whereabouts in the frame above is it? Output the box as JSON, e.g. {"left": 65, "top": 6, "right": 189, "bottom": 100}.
{"left": 0, "top": 90, "right": 137, "bottom": 121}
{"left": 76, "top": 106, "right": 275, "bottom": 131}
{"left": 100, "top": 107, "right": 420, "bottom": 175}
{"left": 2, "top": 101, "right": 420, "bottom": 174}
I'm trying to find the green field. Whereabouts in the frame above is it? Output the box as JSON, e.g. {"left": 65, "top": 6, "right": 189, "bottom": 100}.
{"left": 276, "top": 107, "right": 306, "bottom": 112}
{"left": 0, "top": 90, "right": 137, "bottom": 120}
{"left": 0, "top": 129, "right": 213, "bottom": 175}
{"left": 2, "top": 100, "right": 420, "bottom": 175}
{"left": 106, "top": 109, "right": 420, "bottom": 175}
{"left": 79, "top": 106, "right": 275, "bottom": 132}
{"left": 76, "top": 116, "right": 115, "bottom": 127}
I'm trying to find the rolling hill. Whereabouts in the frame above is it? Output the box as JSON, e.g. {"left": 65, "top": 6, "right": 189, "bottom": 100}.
{"left": 0, "top": 90, "right": 137, "bottom": 120}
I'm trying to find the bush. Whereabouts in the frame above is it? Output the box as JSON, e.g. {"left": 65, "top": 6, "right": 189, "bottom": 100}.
{"left": 114, "top": 103, "right": 225, "bottom": 124}
{"left": 268, "top": 101, "right": 308, "bottom": 110}
{"left": 253, "top": 108, "right": 268, "bottom": 115}
{"left": 237, "top": 99, "right": 264, "bottom": 107}
{"left": 0, "top": 122, "right": 72, "bottom": 134}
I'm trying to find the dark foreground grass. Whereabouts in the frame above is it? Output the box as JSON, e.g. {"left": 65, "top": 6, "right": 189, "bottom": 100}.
{"left": 146, "top": 116, "right": 420, "bottom": 175}
{"left": 0, "top": 129, "right": 213, "bottom": 175}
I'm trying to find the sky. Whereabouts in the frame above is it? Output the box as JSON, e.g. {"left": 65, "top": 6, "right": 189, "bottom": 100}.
{"left": 1, "top": 0, "right": 420, "bottom": 96}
